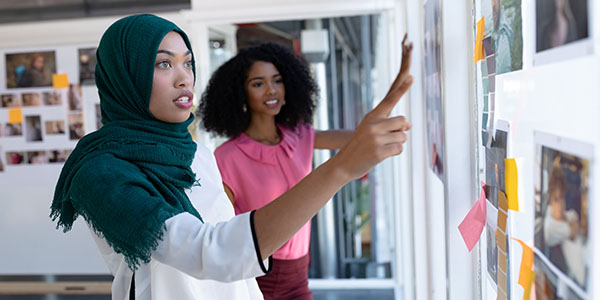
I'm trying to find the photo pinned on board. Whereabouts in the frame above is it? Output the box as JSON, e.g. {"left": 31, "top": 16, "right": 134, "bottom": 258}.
{"left": 68, "top": 84, "right": 83, "bottom": 111}
{"left": 1, "top": 94, "right": 20, "bottom": 108}
{"left": 22, "top": 92, "right": 41, "bottom": 107}
{"left": 48, "top": 149, "right": 69, "bottom": 163}
{"left": 43, "top": 90, "right": 63, "bottom": 106}
{"left": 95, "top": 103, "right": 102, "bottom": 130}
{"left": 6, "top": 151, "right": 25, "bottom": 165}
{"left": 25, "top": 115, "right": 43, "bottom": 142}
{"left": 479, "top": 0, "right": 523, "bottom": 74}
{"left": 3, "top": 123, "right": 23, "bottom": 137}
{"left": 5, "top": 51, "right": 57, "bottom": 89}
{"left": 45, "top": 120, "right": 66, "bottom": 135}
{"left": 68, "top": 113, "right": 84, "bottom": 140}
{"left": 533, "top": 131, "right": 591, "bottom": 300}
{"left": 0, "top": 146, "right": 4, "bottom": 172}
{"left": 79, "top": 48, "right": 97, "bottom": 85}
{"left": 535, "top": 0, "right": 591, "bottom": 64}
{"left": 423, "top": 0, "right": 445, "bottom": 181}
{"left": 26, "top": 151, "right": 48, "bottom": 164}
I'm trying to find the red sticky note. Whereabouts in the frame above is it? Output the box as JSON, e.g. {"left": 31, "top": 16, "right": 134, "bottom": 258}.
{"left": 458, "top": 183, "right": 488, "bottom": 251}
{"left": 52, "top": 73, "right": 69, "bottom": 89}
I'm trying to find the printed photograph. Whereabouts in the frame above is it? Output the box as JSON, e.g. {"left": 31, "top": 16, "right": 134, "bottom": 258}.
{"left": 68, "top": 113, "right": 85, "bottom": 140}
{"left": 423, "top": 0, "right": 445, "bottom": 180}
{"left": 534, "top": 253, "right": 585, "bottom": 300}
{"left": 1, "top": 94, "right": 20, "bottom": 108}
{"left": 6, "top": 152, "right": 25, "bottom": 165}
{"left": 43, "top": 90, "right": 63, "bottom": 106}
{"left": 3, "top": 123, "right": 23, "bottom": 137}
{"left": 486, "top": 225, "right": 498, "bottom": 284}
{"left": 536, "top": 0, "right": 589, "bottom": 53}
{"left": 0, "top": 146, "right": 4, "bottom": 172}
{"left": 479, "top": 0, "right": 523, "bottom": 74}
{"left": 45, "top": 120, "right": 66, "bottom": 135}
{"left": 68, "top": 84, "right": 83, "bottom": 111}
{"left": 25, "top": 115, "right": 43, "bottom": 142}
{"left": 79, "top": 48, "right": 97, "bottom": 85}
{"left": 48, "top": 149, "right": 69, "bottom": 163}
{"left": 5, "top": 51, "right": 56, "bottom": 89}
{"left": 534, "top": 134, "right": 591, "bottom": 299}
{"left": 27, "top": 151, "right": 48, "bottom": 164}
{"left": 22, "top": 92, "right": 41, "bottom": 107}
{"left": 95, "top": 103, "right": 103, "bottom": 130}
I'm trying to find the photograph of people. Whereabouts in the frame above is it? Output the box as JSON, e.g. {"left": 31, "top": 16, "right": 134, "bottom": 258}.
{"left": 67, "top": 113, "right": 84, "bottom": 140}
{"left": 45, "top": 120, "right": 66, "bottom": 135}
{"left": 50, "top": 14, "right": 414, "bottom": 299}
{"left": 27, "top": 151, "right": 48, "bottom": 164}
{"left": 5, "top": 51, "right": 56, "bottom": 88}
{"left": 43, "top": 91, "right": 63, "bottom": 105}
{"left": 6, "top": 152, "right": 24, "bottom": 165}
{"left": 68, "top": 84, "right": 83, "bottom": 111}
{"left": 535, "top": 144, "right": 589, "bottom": 299}
{"left": 25, "top": 115, "right": 43, "bottom": 142}
{"left": 536, "top": 0, "right": 589, "bottom": 52}
{"left": 1, "top": 94, "right": 20, "bottom": 108}
{"left": 3, "top": 123, "right": 22, "bottom": 136}
{"left": 22, "top": 92, "right": 41, "bottom": 106}
{"left": 79, "top": 48, "right": 97, "bottom": 85}
{"left": 491, "top": 0, "right": 523, "bottom": 74}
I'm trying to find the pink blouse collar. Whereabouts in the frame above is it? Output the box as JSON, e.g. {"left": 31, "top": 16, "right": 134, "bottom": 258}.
{"left": 233, "top": 125, "right": 299, "bottom": 165}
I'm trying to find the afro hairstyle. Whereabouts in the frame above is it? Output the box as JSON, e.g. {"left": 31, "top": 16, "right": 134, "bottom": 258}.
{"left": 198, "top": 42, "right": 318, "bottom": 138}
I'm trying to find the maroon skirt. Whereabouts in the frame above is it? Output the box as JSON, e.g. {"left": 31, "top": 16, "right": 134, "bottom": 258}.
{"left": 256, "top": 254, "right": 313, "bottom": 300}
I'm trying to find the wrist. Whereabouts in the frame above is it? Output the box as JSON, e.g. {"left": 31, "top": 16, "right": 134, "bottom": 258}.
{"left": 321, "top": 154, "right": 354, "bottom": 186}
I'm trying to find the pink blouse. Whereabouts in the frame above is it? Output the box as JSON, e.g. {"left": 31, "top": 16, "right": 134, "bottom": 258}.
{"left": 214, "top": 124, "right": 315, "bottom": 260}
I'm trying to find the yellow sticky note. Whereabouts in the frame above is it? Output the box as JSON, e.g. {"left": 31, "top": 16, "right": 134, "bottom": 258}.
{"left": 505, "top": 158, "right": 519, "bottom": 211}
{"left": 52, "top": 73, "right": 69, "bottom": 89}
{"left": 513, "top": 238, "right": 535, "bottom": 300}
{"left": 474, "top": 17, "right": 486, "bottom": 63}
{"left": 8, "top": 108, "right": 23, "bottom": 124}
{"left": 497, "top": 210, "right": 507, "bottom": 232}
{"left": 498, "top": 190, "right": 508, "bottom": 212}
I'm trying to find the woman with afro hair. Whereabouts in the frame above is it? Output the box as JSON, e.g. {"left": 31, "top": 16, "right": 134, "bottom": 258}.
{"left": 199, "top": 39, "right": 413, "bottom": 300}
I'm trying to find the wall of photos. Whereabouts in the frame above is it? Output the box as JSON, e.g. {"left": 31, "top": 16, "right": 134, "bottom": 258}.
{"left": 471, "top": 1, "right": 599, "bottom": 300}
{"left": 0, "top": 27, "right": 109, "bottom": 275}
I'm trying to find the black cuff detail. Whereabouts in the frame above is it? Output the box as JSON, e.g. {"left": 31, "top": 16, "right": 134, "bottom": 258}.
{"left": 250, "top": 210, "right": 273, "bottom": 274}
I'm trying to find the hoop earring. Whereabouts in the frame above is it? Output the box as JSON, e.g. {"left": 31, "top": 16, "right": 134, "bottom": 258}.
{"left": 242, "top": 104, "right": 247, "bottom": 113}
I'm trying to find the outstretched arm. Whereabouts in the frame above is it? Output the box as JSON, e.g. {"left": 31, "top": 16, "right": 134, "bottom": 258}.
{"left": 254, "top": 35, "right": 414, "bottom": 259}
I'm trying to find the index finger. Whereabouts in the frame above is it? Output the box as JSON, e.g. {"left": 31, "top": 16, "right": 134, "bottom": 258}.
{"left": 370, "top": 75, "right": 413, "bottom": 118}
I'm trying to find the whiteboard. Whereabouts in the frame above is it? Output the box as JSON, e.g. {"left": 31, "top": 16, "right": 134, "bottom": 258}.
{"left": 0, "top": 44, "right": 108, "bottom": 275}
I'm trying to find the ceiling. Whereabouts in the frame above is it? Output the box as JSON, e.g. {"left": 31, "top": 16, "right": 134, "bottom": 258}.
{"left": 0, "top": 0, "right": 190, "bottom": 24}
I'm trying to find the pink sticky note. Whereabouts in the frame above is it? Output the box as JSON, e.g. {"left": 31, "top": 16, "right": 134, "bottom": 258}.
{"left": 458, "top": 183, "right": 488, "bottom": 251}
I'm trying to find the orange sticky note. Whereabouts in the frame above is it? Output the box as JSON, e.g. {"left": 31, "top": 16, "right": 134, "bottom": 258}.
{"left": 497, "top": 210, "right": 507, "bottom": 232}
{"left": 52, "top": 73, "right": 69, "bottom": 89}
{"left": 496, "top": 229, "right": 507, "bottom": 252}
{"left": 498, "top": 190, "right": 508, "bottom": 212}
{"left": 498, "top": 249, "right": 507, "bottom": 272}
{"left": 513, "top": 238, "right": 535, "bottom": 300}
{"left": 8, "top": 108, "right": 23, "bottom": 124}
{"left": 458, "top": 183, "right": 488, "bottom": 251}
{"left": 474, "top": 17, "right": 486, "bottom": 63}
{"left": 505, "top": 158, "right": 519, "bottom": 211}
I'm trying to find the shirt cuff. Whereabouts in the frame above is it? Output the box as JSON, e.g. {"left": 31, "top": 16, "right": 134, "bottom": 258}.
{"left": 250, "top": 210, "right": 273, "bottom": 274}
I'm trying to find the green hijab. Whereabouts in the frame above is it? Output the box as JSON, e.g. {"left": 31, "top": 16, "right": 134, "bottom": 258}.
{"left": 50, "top": 14, "right": 202, "bottom": 270}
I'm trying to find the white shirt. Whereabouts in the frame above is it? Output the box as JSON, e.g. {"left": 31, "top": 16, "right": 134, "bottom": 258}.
{"left": 91, "top": 144, "right": 269, "bottom": 299}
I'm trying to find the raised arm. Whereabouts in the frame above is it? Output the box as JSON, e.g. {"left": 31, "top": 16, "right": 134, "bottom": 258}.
{"left": 254, "top": 35, "right": 414, "bottom": 259}
{"left": 314, "top": 130, "right": 354, "bottom": 150}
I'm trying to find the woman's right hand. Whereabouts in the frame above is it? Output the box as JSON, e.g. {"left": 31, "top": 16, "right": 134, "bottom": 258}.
{"left": 331, "top": 35, "right": 414, "bottom": 181}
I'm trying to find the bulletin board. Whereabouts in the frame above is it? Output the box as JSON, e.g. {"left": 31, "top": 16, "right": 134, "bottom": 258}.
{"left": 471, "top": 0, "right": 599, "bottom": 299}
{"left": 0, "top": 44, "right": 108, "bottom": 274}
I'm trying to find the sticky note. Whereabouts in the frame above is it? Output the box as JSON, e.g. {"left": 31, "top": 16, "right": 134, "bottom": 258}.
{"left": 498, "top": 190, "right": 508, "bottom": 212}
{"left": 458, "top": 183, "right": 488, "bottom": 251}
{"left": 8, "top": 108, "right": 23, "bottom": 124}
{"left": 474, "top": 17, "right": 486, "bottom": 63}
{"left": 496, "top": 229, "right": 507, "bottom": 252}
{"left": 52, "top": 73, "right": 69, "bottom": 89}
{"left": 497, "top": 270, "right": 508, "bottom": 294}
{"left": 498, "top": 249, "right": 507, "bottom": 272}
{"left": 505, "top": 158, "right": 519, "bottom": 211}
{"left": 513, "top": 238, "right": 535, "bottom": 300}
{"left": 497, "top": 210, "right": 507, "bottom": 232}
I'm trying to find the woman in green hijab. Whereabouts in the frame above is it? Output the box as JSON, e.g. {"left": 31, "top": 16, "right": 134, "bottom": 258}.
{"left": 51, "top": 14, "right": 414, "bottom": 300}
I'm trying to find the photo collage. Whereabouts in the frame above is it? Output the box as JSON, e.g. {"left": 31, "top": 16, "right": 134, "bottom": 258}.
{"left": 0, "top": 47, "right": 98, "bottom": 171}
